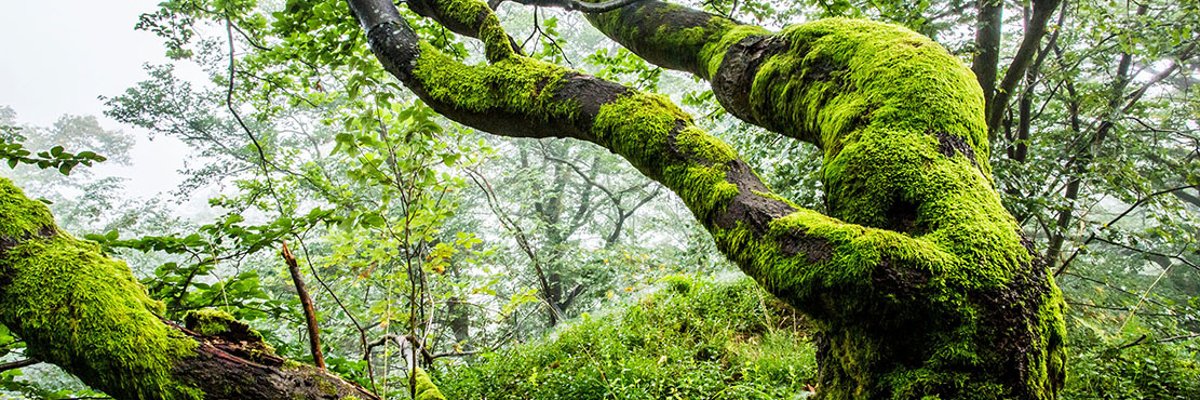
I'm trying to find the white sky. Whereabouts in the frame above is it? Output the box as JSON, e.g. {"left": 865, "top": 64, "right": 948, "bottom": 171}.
{"left": 0, "top": 0, "right": 191, "bottom": 198}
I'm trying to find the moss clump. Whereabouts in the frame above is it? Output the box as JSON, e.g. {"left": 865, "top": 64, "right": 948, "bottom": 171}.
{"left": 412, "top": 42, "right": 579, "bottom": 120}
{"left": 0, "top": 178, "right": 201, "bottom": 399}
{"left": 592, "top": 92, "right": 742, "bottom": 223}
{"left": 413, "top": 368, "right": 448, "bottom": 400}
{"left": 184, "top": 308, "right": 266, "bottom": 342}
{"left": 0, "top": 178, "right": 55, "bottom": 239}
{"left": 424, "top": 0, "right": 514, "bottom": 61}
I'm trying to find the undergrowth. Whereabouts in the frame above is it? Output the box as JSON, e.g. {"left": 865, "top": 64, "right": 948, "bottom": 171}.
{"left": 437, "top": 275, "right": 818, "bottom": 399}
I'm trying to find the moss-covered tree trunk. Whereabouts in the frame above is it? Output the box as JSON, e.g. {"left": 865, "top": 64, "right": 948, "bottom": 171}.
{"left": 0, "top": 177, "right": 380, "bottom": 400}
{"left": 348, "top": 0, "right": 1067, "bottom": 398}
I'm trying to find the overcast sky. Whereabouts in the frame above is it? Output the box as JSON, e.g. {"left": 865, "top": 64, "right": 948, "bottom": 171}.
{"left": 0, "top": 0, "right": 191, "bottom": 198}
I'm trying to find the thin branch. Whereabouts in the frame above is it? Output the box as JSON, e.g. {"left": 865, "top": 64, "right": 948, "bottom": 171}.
{"left": 0, "top": 358, "right": 39, "bottom": 372}
{"left": 1055, "top": 184, "right": 1200, "bottom": 276}
{"left": 281, "top": 241, "right": 326, "bottom": 369}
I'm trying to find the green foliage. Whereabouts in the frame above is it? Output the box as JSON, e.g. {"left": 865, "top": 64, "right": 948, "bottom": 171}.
{"left": 0, "top": 123, "right": 108, "bottom": 176}
{"left": 438, "top": 275, "right": 816, "bottom": 399}
{"left": 1063, "top": 333, "right": 1200, "bottom": 399}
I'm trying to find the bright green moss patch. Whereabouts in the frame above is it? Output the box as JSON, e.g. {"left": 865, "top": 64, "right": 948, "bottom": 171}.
{"left": 412, "top": 42, "right": 579, "bottom": 119}
{"left": 0, "top": 178, "right": 200, "bottom": 400}
{"left": 0, "top": 178, "right": 55, "bottom": 239}
{"left": 438, "top": 275, "right": 817, "bottom": 399}
{"left": 413, "top": 368, "right": 448, "bottom": 400}
{"left": 184, "top": 308, "right": 267, "bottom": 342}
{"left": 745, "top": 18, "right": 985, "bottom": 155}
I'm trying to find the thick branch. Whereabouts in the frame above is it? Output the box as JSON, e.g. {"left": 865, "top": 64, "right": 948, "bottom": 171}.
{"left": 0, "top": 358, "right": 39, "bottom": 372}
{"left": 349, "top": 1, "right": 1067, "bottom": 397}
{"left": 347, "top": 0, "right": 983, "bottom": 318}
{"left": 0, "top": 177, "right": 376, "bottom": 400}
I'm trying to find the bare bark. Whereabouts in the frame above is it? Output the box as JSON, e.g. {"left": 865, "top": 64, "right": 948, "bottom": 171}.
{"left": 972, "top": 0, "right": 1003, "bottom": 109}
{"left": 282, "top": 241, "right": 327, "bottom": 370}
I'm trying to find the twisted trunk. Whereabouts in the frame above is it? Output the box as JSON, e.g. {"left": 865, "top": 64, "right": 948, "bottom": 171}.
{"left": 348, "top": 0, "right": 1067, "bottom": 398}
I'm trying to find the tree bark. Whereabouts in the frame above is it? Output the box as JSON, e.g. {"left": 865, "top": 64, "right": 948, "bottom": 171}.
{"left": 347, "top": 0, "right": 1067, "bottom": 398}
{"left": 972, "top": 0, "right": 1003, "bottom": 111}
{"left": 0, "top": 177, "right": 377, "bottom": 400}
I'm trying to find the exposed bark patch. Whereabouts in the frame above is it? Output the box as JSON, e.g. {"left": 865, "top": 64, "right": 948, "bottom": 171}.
{"left": 551, "top": 73, "right": 629, "bottom": 133}
{"left": 871, "top": 258, "right": 929, "bottom": 299}
{"left": 885, "top": 199, "right": 922, "bottom": 234}
{"left": 777, "top": 234, "right": 833, "bottom": 264}
{"left": 168, "top": 316, "right": 379, "bottom": 400}
{"left": 592, "top": 1, "right": 730, "bottom": 75}
{"left": 715, "top": 160, "right": 796, "bottom": 230}
{"left": 936, "top": 132, "right": 981, "bottom": 170}
{"left": 972, "top": 259, "right": 1049, "bottom": 399}
{"left": 713, "top": 35, "right": 788, "bottom": 124}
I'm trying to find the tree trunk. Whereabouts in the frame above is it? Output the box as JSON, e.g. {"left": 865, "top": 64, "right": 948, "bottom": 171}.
{"left": 0, "top": 177, "right": 378, "bottom": 400}
{"left": 347, "top": 0, "right": 1068, "bottom": 398}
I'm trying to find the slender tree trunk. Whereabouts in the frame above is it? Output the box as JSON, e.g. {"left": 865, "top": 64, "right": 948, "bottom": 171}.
{"left": 972, "top": 0, "right": 1003, "bottom": 111}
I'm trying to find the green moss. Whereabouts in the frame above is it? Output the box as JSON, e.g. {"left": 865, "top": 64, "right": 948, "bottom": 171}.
{"left": 184, "top": 308, "right": 239, "bottom": 336}
{"left": 400, "top": 9, "right": 1066, "bottom": 398}
{"left": 0, "top": 178, "right": 201, "bottom": 399}
{"left": 412, "top": 41, "right": 579, "bottom": 119}
{"left": 587, "top": 2, "right": 764, "bottom": 77}
{"left": 698, "top": 24, "right": 771, "bottom": 79}
{"left": 413, "top": 368, "right": 448, "bottom": 400}
{"left": 182, "top": 308, "right": 269, "bottom": 350}
{"left": 591, "top": 92, "right": 745, "bottom": 223}
{"left": 0, "top": 179, "right": 55, "bottom": 239}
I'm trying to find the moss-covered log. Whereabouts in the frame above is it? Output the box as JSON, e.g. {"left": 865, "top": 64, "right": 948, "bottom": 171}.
{"left": 350, "top": 0, "right": 1066, "bottom": 398}
{"left": 0, "top": 177, "right": 379, "bottom": 400}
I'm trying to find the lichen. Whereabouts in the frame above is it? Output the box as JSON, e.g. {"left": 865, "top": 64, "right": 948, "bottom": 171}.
{"left": 0, "top": 178, "right": 201, "bottom": 400}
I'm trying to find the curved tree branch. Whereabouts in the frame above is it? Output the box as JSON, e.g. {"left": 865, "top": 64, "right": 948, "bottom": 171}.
{"left": 0, "top": 178, "right": 378, "bottom": 400}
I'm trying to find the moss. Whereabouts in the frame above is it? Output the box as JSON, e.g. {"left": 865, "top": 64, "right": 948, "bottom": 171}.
{"left": 698, "top": 24, "right": 771, "bottom": 79}
{"left": 0, "top": 178, "right": 201, "bottom": 399}
{"left": 412, "top": 41, "right": 579, "bottom": 120}
{"left": 397, "top": 8, "right": 1066, "bottom": 398}
{"left": 587, "top": 2, "right": 764, "bottom": 77}
{"left": 413, "top": 0, "right": 514, "bottom": 61}
{"left": 413, "top": 368, "right": 448, "bottom": 400}
{"left": 183, "top": 308, "right": 269, "bottom": 345}
{"left": 0, "top": 178, "right": 55, "bottom": 239}
{"left": 184, "top": 308, "right": 239, "bottom": 336}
